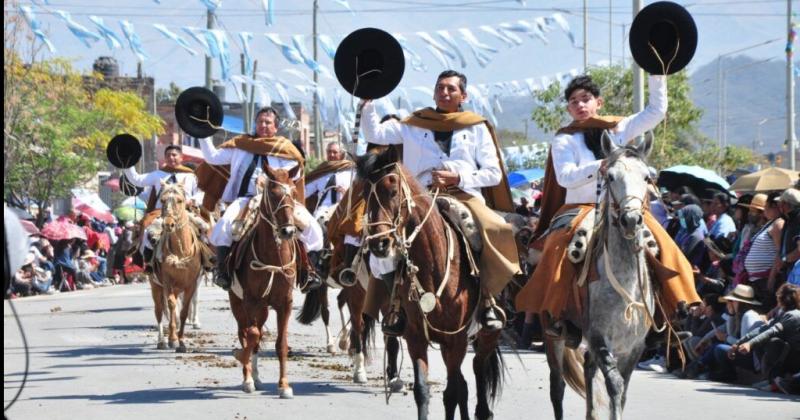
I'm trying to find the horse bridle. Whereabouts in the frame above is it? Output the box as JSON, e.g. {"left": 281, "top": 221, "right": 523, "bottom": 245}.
{"left": 602, "top": 158, "right": 647, "bottom": 230}
{"left": 363, "top": 163, "right": 415, "bottom": 246}
{"left": 258, "top": 177, "right": 297, "bottom": 243}
{"left": 161, "top": 187, "right": 188, "bottom": 234}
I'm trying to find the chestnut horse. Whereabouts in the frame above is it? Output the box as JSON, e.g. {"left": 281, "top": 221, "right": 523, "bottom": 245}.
{"left": 358, "top": 148, "right": 504, "bottom": 420}
{"left": 150, "top": 181, "right": 203, "bottom": 352}
{"left": 229, "top": 165, "right": 300, "bottom": 397}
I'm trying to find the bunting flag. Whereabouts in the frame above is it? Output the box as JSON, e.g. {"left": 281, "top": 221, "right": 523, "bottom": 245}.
{"left": 201, "top": 0, "right": 222, "bottom": 12}
{"left": 238, "top": 32, "right": 254, "bottom": 75}
{"left": 88, "top": 16, "right": 123, "bottom": 50}
{"left": 120, "top": 20, "right": 148, "bottom": 62}
{"left": 436, "top": 30, "right": 467, "bottom": 68}
{"left": 265, "top": 33, "right": 304, "bottom": 65}
{"left": 19, "top": 5, "right": 55, "bottom": 53}
{"left": 205, "top": 29, "right": 231, "bottom": 80}
{"left": 458, "top": 28, "right": 496, "bottom": 68}
{"left": 291, "top": 35, "right": 321, "bottom": 72}
{"left": 318, "top": 34, "right": 337, "bottom": 60}
{"left": 283, "top": 68, "right": 316, "bottom": 85}
{"left": 229, "top": 75, "right": 249, "bottom": 101}
{"left": 261, "top": 0, "right": 275, "bottom": 26}
{"left": 394, "top": 34, "right": 427, "bottom": 72}
{"left": 273, "top": 81, "right": 297, "bottom": 120}
{"left": 331, "top": 0, "right": 354, "bottom": 14}
{"left": 479, "top": 25, "right": 517, "bottom": 47}
{"left": 547, "top": 13, "right": 577, "bottom": 47}
{"left": 153, "top": 24, "right": 197, "bottom": 56}
{"left": 182, "top": 26, "right": 212, "bottom": 56}
{"left": 55, "top": 10, "right": 101, "bottom": 48}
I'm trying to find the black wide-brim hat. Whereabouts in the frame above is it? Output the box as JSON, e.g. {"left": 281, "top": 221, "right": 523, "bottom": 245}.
{"left": 175, "top": 86, "right": 224, "bottom": 138}
{"left": 334, "top": 28, "right": 405, "bottom": 99}
{"left": 119, "top": 174, "right": 144, "bottom": 197}
{"left": 629, "top": 1, "right": 697, "bottom": 75}
{"left": 106, "top": 133, "right": 142, "bottom": 169}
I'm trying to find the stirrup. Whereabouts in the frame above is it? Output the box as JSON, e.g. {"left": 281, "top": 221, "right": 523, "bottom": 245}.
{"left": 482, "top": 305, "right": 506, "bottom": 332}
{"left": 338, "top": 268, "right": 357, "bottom": 287}
{"left": 381, "top": 310, "right": 406, "bottom": 337}
{"left": 299, "top": 272, "right": 323, "bottom": 293}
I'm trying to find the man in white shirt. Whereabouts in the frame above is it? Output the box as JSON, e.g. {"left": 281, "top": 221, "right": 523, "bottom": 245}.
{"left": 198, "top": 107, "right": 324, "bottom": 291}
{"left": 361, "top": 70, "right": 521, "bottom": 333}
{"left": 124, "top": 145, "right": 200, "bottom": 271}
{"left": 305, "top": 142, "right": 355, "bottom": 220}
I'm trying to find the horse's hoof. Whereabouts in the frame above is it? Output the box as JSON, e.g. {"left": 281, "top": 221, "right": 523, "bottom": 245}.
{"left": 388, "top": 377, "right": 404, "bottom": 393}
{"left": 168, "top": 340, "right": 178, "bottom": 349}
{"left": 156, "top": 342, "right": 167, "bottom": 350}
{"left": 191, "top": 322, "right": 202, "bottom": 330}
{"left": 353, "top": 371, "right": 367, "bottom": 384}
{"left": 254, "top": 380, "right": 265, "bottom": 390}
{"left": 242, "top": 380, "right": 256, "bottom": 393}
{"left": 326, "top": 344, "right": 336, "bottom": 354}
{"left": 176, "top": 344, "right": 188, "bottom": 353}
{"left": 278, "top": 386, "right": 294, "bottom": 399}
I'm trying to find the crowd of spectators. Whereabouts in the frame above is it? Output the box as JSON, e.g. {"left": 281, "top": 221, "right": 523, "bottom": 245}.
{"left": 7, "top": 211, "right": 141, "bottom": 299}
{"left": 637, "top": 185, "right": 800, "bottom": 395}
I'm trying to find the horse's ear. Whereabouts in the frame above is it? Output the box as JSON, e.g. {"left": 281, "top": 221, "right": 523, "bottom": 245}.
{"left": 601, "top": 130, "right": 618, "bottom": 157}
{"left": 287, "top": 164, "right": 300, "bottom": 180}
{"left": 637, "top": 131, "right": 654, "bottom": 158}
{"left": 264, "top": 165, "right": 277, "bottom": 179}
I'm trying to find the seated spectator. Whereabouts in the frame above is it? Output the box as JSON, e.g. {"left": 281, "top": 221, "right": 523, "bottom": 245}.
{"left": 731, "top": 283, "right": 800, "bottom": 394}
{"left": 775, "top": 189, "right": 800, "bottom": 285}
{"left": 515, "top": 197, "right": 533, "bottom": 217}
{"left": 695, "top": 236, "right": 735, "bottom": 295}
{"left": 708, "top": 192, "right": 737, "bottom": 240}
{"left": 682, "top": 293, "right": 727, "bottom": 362}
{"left": 674, "top": 204, "right": 708, "bottom": 268}
{"left": 53, "top": 239, "right": 78, "bottom": 291}
{"left": 76, "top": 250, "right": 110, "bottom": 288}
{"left": 666, "top": 193, "right": 702, "bottom": 237}
{"left": 29, "top": 238, "right": 55, "bottom": 274}
{"left": 12, "top": 253, "right": 55, "bottom": 296}
{"left": 743, "top": 193, "right": 784, "bottom": 309}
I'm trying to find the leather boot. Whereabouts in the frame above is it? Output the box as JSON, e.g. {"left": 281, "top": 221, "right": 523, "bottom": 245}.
{"left": 379, "top": 271, "right": 406, "bottom": 337}
{"left": 338, "top": 244, "right": 360, "bottom": 287}
{"left": 214, "top": 246, "right": 232, "bottom": 290}
{"left": 298, "top": 242, "right": 322, "bottom": 293}
{"left": 143, "top": 248, "right": 154, "bottom": 274}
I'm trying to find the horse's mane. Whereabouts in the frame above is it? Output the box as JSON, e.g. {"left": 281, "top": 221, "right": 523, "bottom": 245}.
{"left": 605, "top": 144, "right": 647, "bottom": 167}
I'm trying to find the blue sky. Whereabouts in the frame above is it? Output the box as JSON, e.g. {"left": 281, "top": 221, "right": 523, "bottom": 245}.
{"left": 10, "top": 0, "right": 794, "bottom": 104}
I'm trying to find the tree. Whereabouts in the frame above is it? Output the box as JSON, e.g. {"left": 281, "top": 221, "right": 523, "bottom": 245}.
{"left": 530, "top": 65, "right": 754, "bottom": 172}
{"left": 4, "top": 51, "right": 164, "bottom": 226}
{"left": 156, "top": 81, "right": 182, "bottom": 104}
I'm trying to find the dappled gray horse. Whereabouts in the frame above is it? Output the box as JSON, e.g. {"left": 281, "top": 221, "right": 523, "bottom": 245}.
{"left": 547, "top": 134, "right": 659, "bottom": 420}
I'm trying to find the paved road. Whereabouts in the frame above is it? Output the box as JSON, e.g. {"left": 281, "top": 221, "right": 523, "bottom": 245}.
{"left": 4, "top": 283, "right": 799, "bottom": 419}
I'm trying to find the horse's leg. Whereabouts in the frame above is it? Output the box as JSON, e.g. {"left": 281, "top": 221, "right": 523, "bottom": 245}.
{"left": 545, "top": 338, "right": 567, "bottom": 420}
{"left": 175, "top": 280, "right": 197, "bottom": 353}
{"left": 252, "top": 306, "right": 269, "bottom": 390}
{"left": 276, "top": 299, "right": 294, "bottom": 399}
{"left": 190, "top": 274, "right": 201, "bottom": 329}
{"left": 150, "top": 281, "right": 167, "bottom": 350}
{"left": 441, "top": 337, "right": 469, "bottom": 420}
{"left": 583, "top": 350, "right": 599, "bottom": 420}
{"left": 346, "top": 287, "right": 368, "bottom": 384}
{"left": 594, "top": 340, "right": 625, "bottom": 420}
{"left": 320, "top": 285, "right": 335, "bottom": 354}
{"left": 386, "top": 336, "right": 404, "bottom": 392}
{"left": 408, "top": 340, "right": 431, "bottom": 420}
{"left": 618, "top": 344, "right": 644, "bottom": 410}
{"left": 166, "top": 288, "right": 180, "bottom": 349}
{"left": 473, "top": 331, "right": 502, "bottom": 420}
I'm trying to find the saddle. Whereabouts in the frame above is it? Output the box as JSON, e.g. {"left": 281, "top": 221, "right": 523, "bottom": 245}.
{"left": 434, "top": 196, "right": 481, "bottom": 277}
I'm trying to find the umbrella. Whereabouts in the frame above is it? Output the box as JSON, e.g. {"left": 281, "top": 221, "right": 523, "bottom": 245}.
{"left": 507, "top": 168, "right": 545, "bottom": 188}
{"left": 120, "top": 196, "right": 147, "bottom": 210}
{"left": 41, "top": 220, "right": 87, "bottom": 241}
{"left": 105, "top": 177, "right": 121, "bottom": 192}
{"left": 74, "top": 203, "right": 115, "bottom": 223}
{"left": 113, "top": 206, "right": 144, "bottom": 221}
{"left": 730, "top": 167, "right": 799, "bottom": 193}
{"left": 20, "top": 220, "right": 40, "bottom": 235}
{"left": 657, "top": 165, "right": 733, "bottom": 199}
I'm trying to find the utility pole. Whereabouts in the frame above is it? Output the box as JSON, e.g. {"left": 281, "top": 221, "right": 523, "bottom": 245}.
{"left": 621, "top": 24, "right": 626, "bottom": 68}
{"left": 205, "top": 10, "right": 214, "bottom": 90}
{"left": 312, "top": 0, "right": 323, "bottom": 159}
{"left": 583, "top": 0, "right": 589, "bottom": 71}
{"left": 609, "top": 0, "right": 613, "bottom": 65}
{"left": 632, "top": 0, "right": 644, "bottom": 113}
{"left": 787, "top": 0, "right": 797, "bottom": 170}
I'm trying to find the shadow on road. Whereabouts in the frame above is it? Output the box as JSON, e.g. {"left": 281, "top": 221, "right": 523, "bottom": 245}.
{"left": 694, "top": 384, "right": 800, "bottom": 402}
{"left": 43, "top": 324, "right": 155, "bottom": 332}
{"left": 45, "top": 344, "right": 150, "bottom": 358}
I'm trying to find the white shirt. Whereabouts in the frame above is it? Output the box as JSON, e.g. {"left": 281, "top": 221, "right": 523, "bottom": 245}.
{"left": 199, "top": 137, "right": 300, "bottom": 202}
{"left": 304, "top": 168, "right": 355, "bottom": 217}
{"left": 553, "top": 75, "right": 667, "bottom": 204}
{"left": 360, "top": 103, "right": 502, "bottom": 202}
{"left": 123, "top": 167, "right": 199, "bottom": 209}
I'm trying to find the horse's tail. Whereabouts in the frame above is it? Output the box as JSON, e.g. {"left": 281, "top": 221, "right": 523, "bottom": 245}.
{"left": 296, "top": 286, "right": 324, "bottom": 325}
{"left": 362, "top": 313, "right": 376, "bottom": 360}
{"left": 562, "top": 347, "right": 586, "bottom": 398}
{"left": 485, "top": 342, "right": 506, "bottom": 406}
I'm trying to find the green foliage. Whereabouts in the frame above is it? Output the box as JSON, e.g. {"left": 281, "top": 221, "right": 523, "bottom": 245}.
{"left": 4, "top": 51, "right": 164, "bottom": 223}
{"left": 156, "top": 81, "right": 182, "bottom": 104}
{"left": 530, "top": 65, "right": 754, "bottom": 172}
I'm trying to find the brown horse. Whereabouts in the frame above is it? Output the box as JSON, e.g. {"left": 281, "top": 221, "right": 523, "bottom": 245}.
{"left": 150, "top": 181, "right": 203, "bottom": 352}
{"left": 358, "top": 148, "right": 504, "bottom": 420}
{"left": 229, "top": 165, "right": 300, "bottom": 397}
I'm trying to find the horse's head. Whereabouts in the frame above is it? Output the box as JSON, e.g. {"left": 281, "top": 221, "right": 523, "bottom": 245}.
{"left": 159, "top": 181, "right": 187, "bottom": 233}
{"left": 601, "top": 132, "right": 653, "bottom": 240}
{"left": 262, "top": 164, "right": 299, "bottom": 241}
{"left": 356, "top": 146, "right": 404, "bottom": 258}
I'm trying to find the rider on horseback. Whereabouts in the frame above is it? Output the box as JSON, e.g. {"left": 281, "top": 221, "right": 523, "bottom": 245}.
{"left": 359, "top": 70, "right": 523, "bottom": 334}
{"left": 198, "top": 107, "right": 324, "bottom": 292}
{"left": 515, "top": 74, "right": 701, "bottom": 348}
{"left": 123, "top": 145, "right": 207, "bottom": 272}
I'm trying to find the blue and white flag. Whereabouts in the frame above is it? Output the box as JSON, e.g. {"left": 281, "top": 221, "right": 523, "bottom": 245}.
{"left": 19, "top": 5, "right": 55, "bottom": 53}
{"left": 205, "top": 29, "right": 231, "bottom": 80}
{"left": 318, "top": 34, "right": 337, "bottom": 60}
{"left": 436, "top": 30, "right": 467, "bottom": 68}
{"left": 261, "top": 0, "right": 275, "bottom": 26}
{"left": 292, "top": 35, "right": 320, "bottom": 72}
{"left": 546, "top": 13, "right": 576, "bottom": 47}
{"left": 394, "top": 34, "right": 427, "bottom": 72}
{"left": 153, "top": 24, "right": 197, "bottom": 56}
{"left": 238, "top": 32, "right": 254, "bottom": 75}
{"left": 182, "top": 26, "right": 212, "bottom": 56}
{"left": 479, "top": 25, "right": 517, "bottom": 47}
{"left": 120, "top": 20, "right": 148, "bottom": 62}
{"left": 265, "top": 33, "right": 304, "bottom": 65}
{"left": 273, "top": 81, "right": 297, "bottom": 120}
{"left": 330, "top": 0, "right": 354, "bottom": 14}
{"left": 89, "top": 16, "right": 123, "bottom": 50}
{"left": 458, "top": 28, "right": 496, "bottom": 68}
{"left": 282, "top": 68, "right": 316, "bottom": 85}
{"left": 55, "top": 10, "right": 101, "bottom": 48}
{"left": 200, "top": 0, "right": 221, "bottom": 12}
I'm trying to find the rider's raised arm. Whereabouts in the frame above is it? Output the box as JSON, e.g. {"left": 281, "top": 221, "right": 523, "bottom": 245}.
{"left": 615, "top": 75, "right": 667, "bottom": 143}
{"left": 551, "top": 133, "right": 602, "bottom": 189}
{"left": 198, "top": 137, "right": 234, "bottom": 165}
{"left": 455, "top": 124, "right": 502, "bottom": 190}
{"left": 360, "top": 101, "right": 403, "bottom": 146}
{"left": 122, "top": 166, "right": 162, "bottom": 187}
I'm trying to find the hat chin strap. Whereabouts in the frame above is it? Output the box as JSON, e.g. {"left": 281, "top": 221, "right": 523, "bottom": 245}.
{"left": 647, "top": 36, "right": 680, "bottom": 75}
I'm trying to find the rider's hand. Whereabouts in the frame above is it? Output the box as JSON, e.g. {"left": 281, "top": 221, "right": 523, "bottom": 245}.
{"left": 431, "top": 170, "right": 460, "bottom": 188}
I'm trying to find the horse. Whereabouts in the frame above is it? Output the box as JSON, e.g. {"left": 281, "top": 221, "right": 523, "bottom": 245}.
{"left": 228, "top": 165, "right": 301, "bottom": 397}
{"left": 150, "top": 181, "right": 203, "bottom": 352}
{"left": 545, "top": 135, "right": 658, "bottom": 420}
{"left": 358, "top": 148, "right": 504, "bottom": 420}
